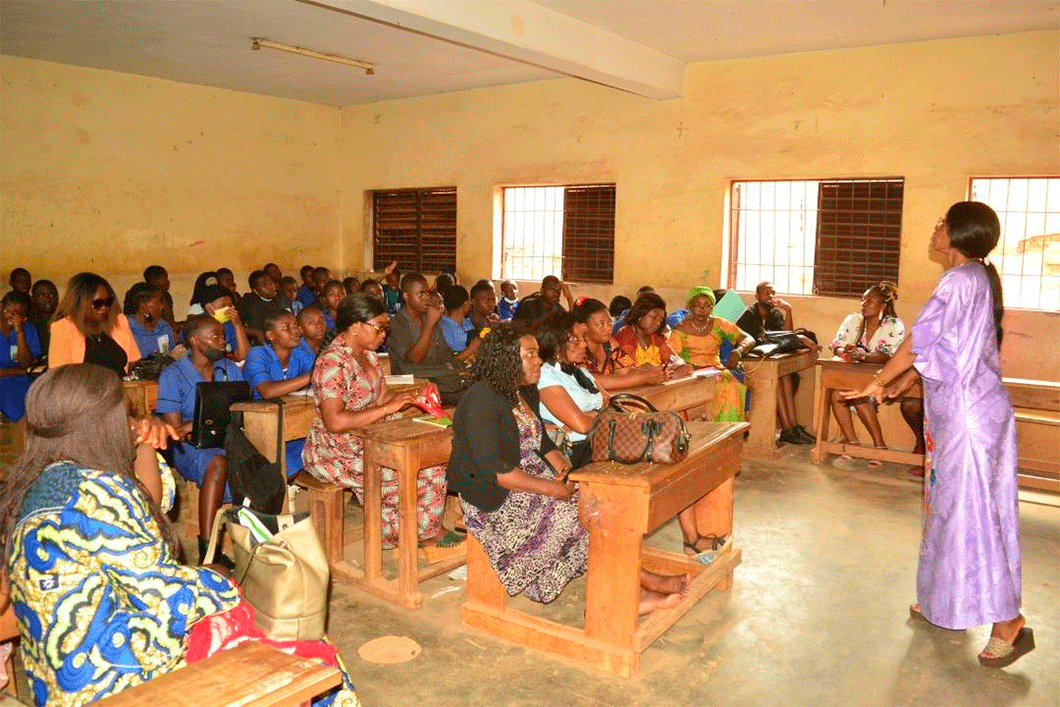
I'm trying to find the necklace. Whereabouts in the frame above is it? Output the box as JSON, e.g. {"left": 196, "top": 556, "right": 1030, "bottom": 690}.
{"left": 687, "top": 317, "right": 712, "bottom": 335}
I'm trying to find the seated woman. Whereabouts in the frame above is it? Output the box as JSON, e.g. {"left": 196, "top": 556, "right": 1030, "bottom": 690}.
{"left": 447, "top": 323, "right": 688, "bottom": 611}
{"left": 124, "top": 283, "right": 179, "bottom": 358}
{"left": 611, "top": 292, "right": 693, "bottom": 378}
{"left": 1, "top": 291, "right": 41, "bottom": 423}
{"left": 49, "top": 272, "right": 140, "bottom": 379}
{"left": 535, "top": 311, "right": 607, "bottom": 468}
{"left": 829, "top": 282, "right": 923, "bottom": 468}
{"left": 297, "top": 306, "right": 328, "bottom": 359}
{"left": 244, "top": 310, "right": 315, "bottom": 478}
{"left": 187, "top": 271, "right": 220, "bottom": 317}
{"left": 575, "top": 298, "right": 668, "bottom": 390}
{"left": 313, "top": 280, "right": 345, "bottom": 334}
{"left": 668, "top": 287, "right": 756, "bottom": 422}
{"left": 181, "top": 284, "right": 250, "bottom": 362}
{"left": 302, "top": 294, "right": 446, "bottom": 548}
{"left": 157, "top": 315, "right": 244, "bottom": 563}
{"left": 0, "top": 364, "right": 359, "bottom": 707}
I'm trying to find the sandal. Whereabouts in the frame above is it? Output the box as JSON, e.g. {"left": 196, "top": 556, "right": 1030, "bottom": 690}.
{"left": 683, "top": 533, "right": 728, "bottom": 556}
{"left": 979, "top": 627, "right": 1035, "bottom": 668}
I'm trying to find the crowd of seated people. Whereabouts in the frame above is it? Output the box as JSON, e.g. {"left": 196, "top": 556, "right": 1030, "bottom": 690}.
{"left": 0, "top": 256, "right": 932, "bottom": 704}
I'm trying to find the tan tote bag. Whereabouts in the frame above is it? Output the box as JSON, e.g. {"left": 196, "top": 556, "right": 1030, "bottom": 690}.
{"left": 203, "top": 506, "right": 330, "bottom": 641}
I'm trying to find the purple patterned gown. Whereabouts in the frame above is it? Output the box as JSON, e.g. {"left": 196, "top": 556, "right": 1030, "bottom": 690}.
{"left": 910, "top": 261, "right": 1021, "bottom": 630}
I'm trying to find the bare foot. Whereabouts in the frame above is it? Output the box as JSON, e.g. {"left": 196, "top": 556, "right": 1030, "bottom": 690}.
{"left": 640, "top": 570, "right": 689, "bottom": 595}
{"left": 638, "top": 588, "right": 683, "bottom": 615}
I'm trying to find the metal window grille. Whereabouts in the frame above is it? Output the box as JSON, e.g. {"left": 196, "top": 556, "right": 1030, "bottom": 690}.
{"left": 728, "top": 178, "right": 903, "bottom": 296}
{"left": 372, "top": 187, "right": 456, "bottom": 273}
{"left": 969, "top": 177, "right": 1060, "bottom": 311}
{"left": 501, "top": 184, "right": 616, "bottom": 284}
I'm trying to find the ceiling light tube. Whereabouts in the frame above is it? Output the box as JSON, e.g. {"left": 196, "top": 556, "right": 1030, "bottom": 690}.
{"left": 252, "top": 37, "right": 375, "bottom": 75}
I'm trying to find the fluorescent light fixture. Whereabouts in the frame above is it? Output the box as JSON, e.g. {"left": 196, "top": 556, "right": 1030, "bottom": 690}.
{"left": 251, "top": 37, "right": 375, "bottom": 75}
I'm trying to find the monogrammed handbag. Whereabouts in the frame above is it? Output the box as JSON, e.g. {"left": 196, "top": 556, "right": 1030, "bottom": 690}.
{"left": 587, "top": 394, "right": 691, "bottom": 465}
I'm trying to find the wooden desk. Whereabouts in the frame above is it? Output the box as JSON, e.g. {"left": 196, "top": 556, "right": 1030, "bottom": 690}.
{"left": 95, "top": 641, "right": 342, "bottom": 707}
{"left": 232, "top": 379, "right": 428, "bottom": 480}
{"left": 810, "top": 358, "right": 924, "bottom": 467}
{"left": 462, "top": 421, "right": 747, "bottom": 677}
{"left": 744, "top": 348, "right": 818, "bottom": 457}
{"left": 1004, "top": 377, "right": 1060, "bottom": 492}
{"left": 624, "top": 374, "right": 717, "bottom": 420}
{"left": 338, "top": 417, "right": 463, "bottom": 608}
{"left": 122, "top": 379, "right": 158, "bottom": 418}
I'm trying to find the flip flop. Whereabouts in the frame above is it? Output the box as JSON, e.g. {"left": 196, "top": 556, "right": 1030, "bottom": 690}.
{"left": 978, "top": 627, "right": 1035, "bottom": 668}
{"left": 683, "top": 533, "right": 728, "bottom": 556}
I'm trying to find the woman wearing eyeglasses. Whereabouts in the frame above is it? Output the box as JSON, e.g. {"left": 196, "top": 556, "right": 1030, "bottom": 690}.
{"left": 48, "top": 272, "right": 140, "bottom": 378}
{"left": 302, "top": 294, "right": 448, "bottom": 548}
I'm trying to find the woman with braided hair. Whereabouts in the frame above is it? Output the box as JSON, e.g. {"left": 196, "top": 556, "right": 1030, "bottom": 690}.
{"left": 447, "top": 323, "right": 689, "bottom": 611}
{"left": 829, "top": 280, "right": 924, "bottom": 468}
{"left": 844, "top": 201, "right": 1032, "bottom": 668}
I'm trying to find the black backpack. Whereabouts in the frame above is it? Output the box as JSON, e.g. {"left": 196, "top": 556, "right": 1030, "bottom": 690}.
{"left": 224, "top": 407, "right": 286, "bottom": 514}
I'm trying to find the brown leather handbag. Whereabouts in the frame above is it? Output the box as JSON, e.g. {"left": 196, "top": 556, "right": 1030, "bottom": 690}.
{"left": 587, "top": 394, "right": 691, "bottom": 464}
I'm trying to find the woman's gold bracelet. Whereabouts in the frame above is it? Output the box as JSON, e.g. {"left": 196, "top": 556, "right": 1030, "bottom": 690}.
{"left": 873, "top": 372, "right": 888, "bottom": 387}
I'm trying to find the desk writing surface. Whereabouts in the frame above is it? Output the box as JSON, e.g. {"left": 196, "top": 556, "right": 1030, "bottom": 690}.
{"left": 353, "top": 415, "right": 453, "bottom": 445}
{"left": 818, "top": 357, "right": 923, "bottom": 398}
{"left": 569, "top": 421, "right": 747, "bottom": 489}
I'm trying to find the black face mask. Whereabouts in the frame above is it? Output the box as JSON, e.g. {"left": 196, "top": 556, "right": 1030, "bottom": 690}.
{"left": 203, "top": 346, "right": 226, "bottom": 362}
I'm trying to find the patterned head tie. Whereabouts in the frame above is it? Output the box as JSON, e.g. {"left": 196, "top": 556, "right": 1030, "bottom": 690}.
{"left": 687, "top": 286, "right": 716, "bottom": 306}
{"left": 877, "top": 281, "right": 898, "bottom": 302}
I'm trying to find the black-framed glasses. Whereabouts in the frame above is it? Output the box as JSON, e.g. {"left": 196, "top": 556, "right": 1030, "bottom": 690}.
{"left": 92, "top": 296, "right": 115, "bottom": 310}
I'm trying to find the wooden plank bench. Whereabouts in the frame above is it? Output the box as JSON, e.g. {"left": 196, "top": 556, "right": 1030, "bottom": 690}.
{"left": 1004, "top": 377, "right": 1060, "bottom": 493}
{"left": 94, "top": 641, "right": 341, "bottom": 707}
{"left": 462, "top": 421, "right": 747, "bottom": 677}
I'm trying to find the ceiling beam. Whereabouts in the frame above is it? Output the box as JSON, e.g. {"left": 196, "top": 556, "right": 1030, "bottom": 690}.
{"left": 300, "top": 0, "right": 686, "bottom": 99}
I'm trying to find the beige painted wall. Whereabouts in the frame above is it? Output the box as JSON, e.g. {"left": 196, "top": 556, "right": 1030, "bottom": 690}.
{"left": 340, "top": 30, "right": 1060, "bottom": 394}
{"left": 0, "top": 54, "right": 343, "bottom": 308}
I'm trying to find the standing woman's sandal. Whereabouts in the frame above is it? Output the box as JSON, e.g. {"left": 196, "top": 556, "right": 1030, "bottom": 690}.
{"left": 979, "top": 628, "right": 1035, "bottom": 668}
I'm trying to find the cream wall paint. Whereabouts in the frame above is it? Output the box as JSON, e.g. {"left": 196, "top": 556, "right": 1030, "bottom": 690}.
{"left": 0, "top": 54, "right": 343, "bottom": 309}
{"left": 340, "top": 30, "right": 1059, "bottom": 392}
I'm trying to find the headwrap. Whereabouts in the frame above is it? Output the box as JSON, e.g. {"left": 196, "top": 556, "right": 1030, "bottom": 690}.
{"left": 687, "top": 286, "right": 716, "bottom": 306}
{"left": 877, "top": 281, "right": 898, "bottom": 303}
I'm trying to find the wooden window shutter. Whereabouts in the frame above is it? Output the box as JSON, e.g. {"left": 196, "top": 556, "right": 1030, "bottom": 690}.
{"left": 561, "top": 184, "right": 615, "bottom": 284}
{"left": 813, "top": 178, "right": 903, "bottom": 297}
{"left": 373, "top": 187, "right": 457, "bottom": 273}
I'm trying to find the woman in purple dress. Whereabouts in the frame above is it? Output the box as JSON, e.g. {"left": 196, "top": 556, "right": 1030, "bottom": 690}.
{"left": 845, "top": 201, "right": 1033, "bottom": 668}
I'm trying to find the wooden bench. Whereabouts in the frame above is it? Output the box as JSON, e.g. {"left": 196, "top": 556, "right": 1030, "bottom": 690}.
{"left": 1004, "top": 377, "right": 1060, "bottom": 493}
{"left": 744, "top": 348, "right": 818, "bottom": 458}
{"left": 462, "top": 421, "right": 747, "bottom": 677}
{"left": 95, "top": 641, "right": 341, "bottom": 707}
{"left": 122, "top": 379, "right": 158, "bottom": 419}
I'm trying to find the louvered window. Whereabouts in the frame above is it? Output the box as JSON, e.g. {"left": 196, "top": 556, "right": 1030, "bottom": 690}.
{"left": 728, "top": 178, "right": 903, "bottom": 296}
{"left": 501, "top": 184, "right": 615, "bottom": 284}
{"left": 372, "top": 187, "right": 456, "bottom": 273}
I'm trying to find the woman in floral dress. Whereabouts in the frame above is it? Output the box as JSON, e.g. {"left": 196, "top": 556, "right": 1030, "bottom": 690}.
{"left": 302, "top": 293, "right": 446, "bottom": 547}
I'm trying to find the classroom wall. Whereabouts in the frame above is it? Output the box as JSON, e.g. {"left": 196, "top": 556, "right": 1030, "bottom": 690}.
{"left": 0, "top": 54, "right": 343, "bottom": 308}
{"left": 339, "top": 30, "right": 1060, "bottom": 393}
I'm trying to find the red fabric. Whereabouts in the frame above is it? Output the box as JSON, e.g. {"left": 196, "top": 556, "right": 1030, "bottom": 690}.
{"left": 186, "top": 599, "right": 340, "bottom": 668}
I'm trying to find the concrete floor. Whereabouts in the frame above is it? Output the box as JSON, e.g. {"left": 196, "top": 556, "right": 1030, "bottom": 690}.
{"left": 326, "top": 446, "right": 1059, "bottom": 707}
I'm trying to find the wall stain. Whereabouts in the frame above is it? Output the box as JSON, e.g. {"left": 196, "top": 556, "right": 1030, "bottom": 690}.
{"left": 71, "top": 93, "right": 87, "bottom": 107}
{"left": 75, "top": 128, "right": 90, "bottom": 144}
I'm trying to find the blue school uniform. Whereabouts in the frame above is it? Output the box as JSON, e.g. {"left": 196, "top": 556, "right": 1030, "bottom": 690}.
{"left": 156, "top": 355, "right": 243, "bottom": 498}
{"left": 128, "top": 318, "right": 176, "bottom": 357}
{"left": 0, "top": 322, "right": 41, "bottom": 422}
{"left": 296, "top": 338, "right": 319, "bottom": 363}
{"left": 297, "top": 284, "right": 317, "bottom": 308}
{"left": 322, "top": 311, "right": 335, "bottom": 334}
{"left": 498, "top": 297, "right": 519, "bottom": 321}
{"left": 440, "top": 316, "right": 474, "bottom": 353}
{"left": 382, "top": 285, "right": 401, "bottom": 315}
{"left": 243, "top": 344, "right": 314, "bottom": 477}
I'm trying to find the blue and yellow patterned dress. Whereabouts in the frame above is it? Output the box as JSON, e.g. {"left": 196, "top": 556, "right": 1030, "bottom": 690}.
{"left": 6, "top": 461, "right": 240, "bottom": 706}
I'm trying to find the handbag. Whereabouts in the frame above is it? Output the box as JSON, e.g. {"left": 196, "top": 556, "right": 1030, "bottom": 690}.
{"left": 128, "top": 351, "right": 176, "bottom": 381}
{"left": 202, "top": 506, "right": 330, "bottom": 642}
{"left": 190, "top": 380, "right": 251, "bottom": 449}
{"left": 224, "top": 409, "right": 286, "bottom": 515}
{"left": 587, "top": 393, "right": 691, "bottom": 465}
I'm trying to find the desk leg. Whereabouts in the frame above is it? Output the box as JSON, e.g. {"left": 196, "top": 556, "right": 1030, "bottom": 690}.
{"left": 746, "top": 370, "right": 779, "bottom": 457}
{"left": 693, "top": 476, "right": 735, "bottom": 590}
{"left": 362, "top": 444, "right": 384, "bottom": 585}
{"left": 582, "top": 483, "right": 642, "bottom": 672}
{"left": 397, "top": 447, "right": 421, "bottom": 607}
{"left": 811, "top": 385, "right": 833, "bottom": 463}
